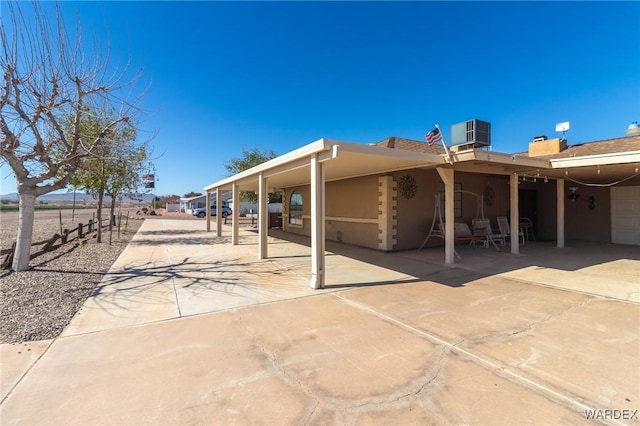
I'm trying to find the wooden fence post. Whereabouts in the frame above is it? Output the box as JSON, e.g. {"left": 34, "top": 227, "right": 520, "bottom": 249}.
{"left": 2, "top": 242, "right": 16, "bottom": 269}
{"left": 62, "top": 229, "right": 69, "bottom": 244}
{"left": 42, "top": 234, "right": 60, "bottom": 252}
{"left": 78, "top": 223, "right": 84, "bottom": 239}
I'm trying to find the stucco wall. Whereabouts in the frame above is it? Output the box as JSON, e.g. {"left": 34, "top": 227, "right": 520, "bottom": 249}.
{"left": 391, "top": 169, "right": 438, "bottom": 250}
{"left": 565, "top": 184, "right": 611, "bottom": 242}
{"left": 526, "top": 180, "right": 612, "bottom": 243}
{"left": 280, "top": 168, "right": 617, "bottom": 251}
{"left": 282, "top": 175, "right": 380, "bottom": 248}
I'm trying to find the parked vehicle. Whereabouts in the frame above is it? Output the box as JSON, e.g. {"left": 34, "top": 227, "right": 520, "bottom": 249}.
{"left": 192, "top": 205, "right": 231, "bottom": 218}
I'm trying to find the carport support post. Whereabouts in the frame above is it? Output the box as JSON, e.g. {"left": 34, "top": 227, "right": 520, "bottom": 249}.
{"left": 436, "top": 168, "right": 455, "bottom": 264}
{"left": 310, "top": 153, "right": 326, "bottom": 289}
{"left": 510, "top": 173, "right": 520, "bottom": 254}
{"left": 205, "top": 190, "right": 211, "bottom": 232}
{"left": 232, "top": 182, "right": 239, "bottom": 245}
{"left": 258, "top": 173, "right": 268, "bottom": 259}
{"left": 216, "top": 189, "right": 222, "bottom": 237}
{"left": 557, "top": 179, "right": 565, "bottom": 248}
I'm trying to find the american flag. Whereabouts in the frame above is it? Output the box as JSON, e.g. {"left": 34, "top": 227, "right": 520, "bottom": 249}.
{"left": 425, "top": 127, "right": 442, "bottom": 146}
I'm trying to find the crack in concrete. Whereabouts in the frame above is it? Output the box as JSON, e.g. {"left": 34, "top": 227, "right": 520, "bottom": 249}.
{"left": 301, "top": 400, "right": 320, "bottom": 426}
{"left": 469, "top": 297, "right": 593, "bottom": 344}
{"left": 297, "top": 344, "right": 452, "bottom": 426}
{"left": 331, "top": 292, "right": 606, "bottom": 422}
{"left": 231, "top": 309, "right": 323, "bottom": 424}
{"left": 625, "top": 290, "right": 640, "bottom": 302}
{"left": 231, "top": 306, "right": 455, "bottom": 425}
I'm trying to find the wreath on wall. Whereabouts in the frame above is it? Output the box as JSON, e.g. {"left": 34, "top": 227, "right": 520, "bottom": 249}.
{"left": 398, "top": 174, "right": 418, "bottom": 199}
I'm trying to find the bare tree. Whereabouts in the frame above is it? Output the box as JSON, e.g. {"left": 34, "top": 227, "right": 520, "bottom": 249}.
{"left": 0, "top": 1, "right": 145, "bottom": 270}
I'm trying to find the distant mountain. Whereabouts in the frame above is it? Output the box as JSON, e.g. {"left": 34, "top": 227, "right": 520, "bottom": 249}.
{"left": 0, "top": 192, "right": 155, "bottom": 203}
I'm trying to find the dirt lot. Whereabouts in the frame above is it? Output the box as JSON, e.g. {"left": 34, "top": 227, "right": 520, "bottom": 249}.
{"left": 0, "top": 208, "right": 145, "bottom": 343}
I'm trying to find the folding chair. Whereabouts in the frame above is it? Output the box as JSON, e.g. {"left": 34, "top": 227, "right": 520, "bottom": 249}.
{"left": 497, "top": 216, "right": 525, "bottom": 245}
{"left": 519, "top": 217, "right": 535, "bottom": 241}
{"left": 471, "top": 218, "right": 504, "bottom": 250}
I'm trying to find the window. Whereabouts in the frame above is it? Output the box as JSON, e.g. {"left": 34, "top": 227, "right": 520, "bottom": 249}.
{"left": 438, "top": 182, "right": 462, "bottom": 218}
{"left": 289, "top": 191, "right": 303, "bottom": 226}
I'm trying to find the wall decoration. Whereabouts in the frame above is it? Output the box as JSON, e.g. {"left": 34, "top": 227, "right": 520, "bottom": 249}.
{"left": 568, "top": 186, "right": 580, "bottom": 202}
{"left": 398, "top": 174, "right": 418, "bottom": 199}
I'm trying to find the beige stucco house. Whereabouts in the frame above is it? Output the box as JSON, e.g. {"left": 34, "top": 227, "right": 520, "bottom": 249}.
{"left": 204, "top": 132, "right": 640, "bottom": 289}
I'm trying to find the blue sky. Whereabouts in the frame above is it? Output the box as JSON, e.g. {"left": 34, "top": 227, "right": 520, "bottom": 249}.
{"left": 1, "top": 1, "right": 639, "bottom": 197}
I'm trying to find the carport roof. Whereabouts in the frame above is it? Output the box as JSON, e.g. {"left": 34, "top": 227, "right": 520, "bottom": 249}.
{"left": 204, "top": 135, "right": 640, "bottom": 193}
{"left": 204, "top": 138, "right": 448, "bottom": 192}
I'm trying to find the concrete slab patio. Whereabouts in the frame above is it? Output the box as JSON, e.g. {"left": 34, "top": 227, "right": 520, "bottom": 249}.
{"left": 1, "top": 218, "right": 639, "bottom": 425}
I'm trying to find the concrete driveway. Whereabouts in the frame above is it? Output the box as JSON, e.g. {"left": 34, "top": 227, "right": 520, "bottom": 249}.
{"left": 1, "top": 218, "right": 639, "bottom": 425}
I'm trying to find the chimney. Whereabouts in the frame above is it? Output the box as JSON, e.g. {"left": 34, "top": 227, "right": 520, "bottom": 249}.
{"left": 528, "top": 137, "right": 567, "bottom": 157}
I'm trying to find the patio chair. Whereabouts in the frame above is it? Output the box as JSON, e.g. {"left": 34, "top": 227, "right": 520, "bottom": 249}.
{"left": 519, "top": 217, "right": 535, "bottom": 241}
{"left": 472, "top": 218, "right": 507, "bottom": 248}
{"left": 497, "top": 216, "right": 525, "bottom": 245}
{"left": 437, "top": 222, "right": 477, "bottom": 242}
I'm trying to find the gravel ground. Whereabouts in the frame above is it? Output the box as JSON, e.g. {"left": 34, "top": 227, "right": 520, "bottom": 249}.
{"left": 0, "top": 211, "right": 144, "bottom": 343}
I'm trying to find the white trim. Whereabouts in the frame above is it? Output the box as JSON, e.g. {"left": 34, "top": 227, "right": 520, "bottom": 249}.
{"left": 550, "top": 151, "right": 640, "bottom": 168}
{"left": 291, "top": 214, "right": 376, "bottom": 224}
{"left": 326, "top": 216, "right": 378, "bottom": 224}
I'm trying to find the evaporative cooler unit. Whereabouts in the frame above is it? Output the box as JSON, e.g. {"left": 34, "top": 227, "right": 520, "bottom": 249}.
{"left": 451, "top": 119, "right": 491, "bottom": 149}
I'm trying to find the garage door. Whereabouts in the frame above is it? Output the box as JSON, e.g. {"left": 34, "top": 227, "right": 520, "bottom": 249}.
{"left": 611, "top": 186, "right": 640, "bottom": 245}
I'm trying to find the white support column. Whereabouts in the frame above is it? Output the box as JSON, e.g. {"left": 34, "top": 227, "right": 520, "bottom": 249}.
{"left": 205, "top": 190, "right": 211, "bottom": 232}
{"left": 258, "top": 173, "right": 268, "bottom": 259}
{"left": 215, "top": 189, "right": 222, "bottom": 237}
{"left": 232, "top": 182, "right": 239, "bottom": 246}
{"left": 557, "top": 179, "right": 565, "bottom": 248}
{"left": 436, "top": 168, "right": 455, "bottom": 264}
{"left": 310, "top": 154, "right": 325, "bottom": 289}
{"left": 510, "top": 173, "right": 520, "bottom": 254}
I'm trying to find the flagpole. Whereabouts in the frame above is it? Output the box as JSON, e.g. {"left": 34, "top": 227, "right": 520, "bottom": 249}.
{"left": 435, "top": 124, "right": 453, "bottom": 163}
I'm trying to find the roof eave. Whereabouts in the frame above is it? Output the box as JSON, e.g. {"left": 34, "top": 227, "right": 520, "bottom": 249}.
{"left": 455, "top": 149, "right": 552, "bottom": 168}
{"left": 204, "top": 138, "right": 334, "bottom": 191}
{"left": 550, "top": 150, "right": 640, "bottom": 168}
{"left": 204, "top": 138, "right": 447, "bottom": 192}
